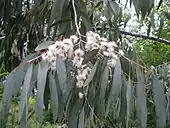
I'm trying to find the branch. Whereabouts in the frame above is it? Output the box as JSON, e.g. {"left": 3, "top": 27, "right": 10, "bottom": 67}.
{"left": 120, "top": 30, "right": 170, "bottom": 45}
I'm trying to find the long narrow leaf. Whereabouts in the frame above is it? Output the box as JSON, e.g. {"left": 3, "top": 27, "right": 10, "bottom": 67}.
{"left": 152, "top": 75, "right": 167, "bottom": 128}
{"left": 96, "top": 66, "right": 109, "bottom": 118}
{"left": 126, "top": 77, "right": 133, "bottom": 128}
{"left": 105, "top": 58, "right": 122, "bottom": 117}
{"left": 36, "top": 61, "right": 49, "bottom": 124}
{"left": 19, "top": 63, "right": 33, "bottom": 127}
{"left": 47, "top": 0, "right": 67, "bottom": 34}
{"left": 136, "top": 67, "right": 147, "bottom": 128}
{"left": 49, "top": 72, "right": 59, "bottom": 122}
{"left": 56, "top": 57, "right": 68, "bottom": 102}
{"left": 0, "top": 63, "right": 29, "bottom": 127}
{"left": 78, "top": 107, "right": 85, "bottom": 128}
{"left": 84, "top": 60, "right": 99, "bottom": 87}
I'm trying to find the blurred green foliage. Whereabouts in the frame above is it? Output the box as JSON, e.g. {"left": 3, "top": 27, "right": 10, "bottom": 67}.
{"left": 135, "top": 20, "right": 170, "bottom": 67}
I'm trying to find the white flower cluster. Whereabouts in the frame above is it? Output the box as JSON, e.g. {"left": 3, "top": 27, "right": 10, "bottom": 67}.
{"left": 42, "top": 36, "right": 78, "bottom": 70}
{"left": 72, "top": 48, "right": 84, "bottom": 68}
{"left": 76, "top": 66, "right": 91, "bottom": 88}
{"left": 86, "top": 31, "right": 124, "bottom": 67}
{"left": 41, "top": 31, "right": 124, "bottom": 90}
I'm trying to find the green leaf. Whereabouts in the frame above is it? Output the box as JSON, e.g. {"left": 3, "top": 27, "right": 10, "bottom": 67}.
{"left": 19, "top": 63, "right": 33, "bottom": 127}
{"left": 35, "top": 41, "right": 55, "bottom": 51}
{"left": 126, "top": 77, "right": 133, "bottom": 128}
{"left": 105, "top": 58, "right": 122, "bottom": 117}
{"left": 56, "top": 57, "right": 68, "bottom": 102}
{"left": 84, "top": 60, "right": 99, "bottom": 87}
{"left": 152, "top": 75, "right": 166, "bottom": 128}
{"left": 136, "top": 67, "right": 147, "bottom": 128}
{"left": 49, "top": 72, "right": 59, "bottom": 122}
{"left": 36, "top": 60, "right": 49, "bottom": 124}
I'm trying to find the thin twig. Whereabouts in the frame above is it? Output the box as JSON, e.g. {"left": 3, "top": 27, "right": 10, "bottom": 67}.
{"left": 84, "top": 95, "right": 103, "bottom": 126}
{"left": 26, "top": 55, "right": 42, "bottom": 63}
{"left": 120, "top": 30, "right": 170, "bottom": 45}
{"left": 113, "top": 50, "right": 149, "bottom": 71}
{"left": 72, "top": 0, "right": 81, "bottom": 36}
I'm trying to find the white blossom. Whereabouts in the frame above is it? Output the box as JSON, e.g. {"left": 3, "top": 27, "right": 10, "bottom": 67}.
{"left": 74, "top": 48, "right": 84, "bottom": 57}
{"left": 78, "top": 92, "right": 84, "bottom": 99}
{"left": 107, "top": 59, "right": 117, "bottom": 67}
{"left": 70, "top": 35, "right": 78, "bottom": 44}
{"left": 42, "top": 53, "right": 48, "bottom": 61}
{"left": 76, "top": 80, "right": 84, "bottom": 88}
{"left": 73, "top": 57, "right": 84, "bottom": 68}
{"left": 109, "top": 41, "right": 118, "bottom": 47}
{"left": 118, "top": 49, "right": 124, "bottom": 56}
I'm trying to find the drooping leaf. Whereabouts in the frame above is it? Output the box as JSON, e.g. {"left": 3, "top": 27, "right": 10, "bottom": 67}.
{"left": 96, "top": 66, "right": 109, "bottom": 118}
{"left": 44, "top": 77, "right": 50, "bottom": 110}
{"left": 56, "top": 57, "right": 68, "bottom": 102}
{"left": 132, "top": 0, "right": 140, "bottom": 18}
{"left": 84, "top": 60, "right": 99, "bottom": 87}
{"left": 67, "top": 89, "right": 83, "bottom": 128}
{"left": 136, "top": 66, "right": 147, "bottom": 128}
{"left": 109, "top": 1, "right": 121, "bottom": 18}
{"left": 36, "top": 60, "right": 49, "bottom": 124}
{"left": 118, "top": 75, "right": 127, "bottom": 125}
{"left": 49, "top": 72, "right": 59, "bottom": 122}
{"left": 47, "top": 0, "right": 67, "bottom": 34}
{"left": 126, "top": 77, "right": 133, "bottom": 128}
{"left": 20, "top": 106, "right": 27, "bottom": 128}
{"left": 78, "top": 107, "right": 85, "bottom": 128}
{"left": 19, "top": 63, "right": 33, "bottom": 127}
{"left": 35, "top": 41, "right": 55, "bottom": 51}
{"left": 105, "top": 58, "right": 122, "bottom": 117}
{"left": 77, "top": 0, "right": 92, "bottom": 32}
{"left": 0, "top": 62, "right": 29, "bottom": 127}
{"left": 152, "top": 75, "right": 167, "bottom": 128}
{"left": 81, "top": 11, "right": 92, "bottom": 32}
{"left": 54, "top": 72, "right": 65, "bottom": 122}
{"left": 84, "top": 85, "right": 96, "bottom": 118}
{"left": 82, "top": 49, "right": 99, "bottom": 65}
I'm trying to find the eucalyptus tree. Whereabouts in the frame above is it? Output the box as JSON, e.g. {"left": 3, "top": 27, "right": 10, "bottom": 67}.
{"left": 0, "top": 0, "right": 170, "bottom": 127}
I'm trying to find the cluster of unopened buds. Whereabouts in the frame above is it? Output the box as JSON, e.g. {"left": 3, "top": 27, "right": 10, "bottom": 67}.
{"left": 41, "top": 31, "right": 124, "bottom": 96}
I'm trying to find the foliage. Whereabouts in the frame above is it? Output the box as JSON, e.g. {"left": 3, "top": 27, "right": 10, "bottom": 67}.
{"left": 135, "top": 9, "right": 170, "bottom": 67}
{"left": 0, "top": 0, "right": 170, "bottom": 128}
